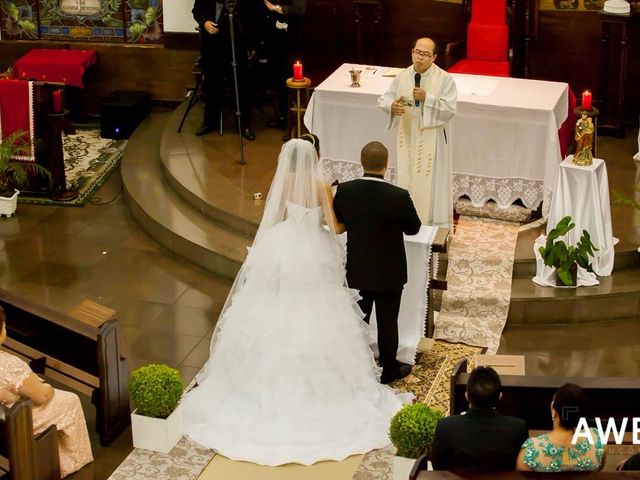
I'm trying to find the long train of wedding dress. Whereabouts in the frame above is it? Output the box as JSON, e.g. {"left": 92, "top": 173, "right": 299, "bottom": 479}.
{"left": 182, "top": 202, "right": 407, "bottom": 466}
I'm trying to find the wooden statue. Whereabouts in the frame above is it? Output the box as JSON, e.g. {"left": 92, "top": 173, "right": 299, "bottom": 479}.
{"left": 573, "top": 112, "right": 594, "bottom": 166}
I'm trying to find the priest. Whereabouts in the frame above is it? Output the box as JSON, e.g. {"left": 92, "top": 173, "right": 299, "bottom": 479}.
{"left": 378, "top": 37, "right": 457, "bottom": 227}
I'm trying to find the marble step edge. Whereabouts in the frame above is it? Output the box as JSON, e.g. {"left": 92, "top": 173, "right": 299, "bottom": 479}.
{"left": 506, "top": 288, "right": 640, "bottom": 326}
{"left": 159, "top": 105, "right": 259, "bottom": 239}
{"left": 512, "top": 250, "right": 639, "bottom": 277}
{"left": 509, "top": 269, "right": 640, "bottom": 300}
{"left": 124, "top": 190, "right": 243, "bottom": 281}
{"left": 121, "top": 114, "right": 247, "bottom": 281}
{"left": 507, "top": 271, "right": 640, "bottom": 325}
{"left": 433, "top": 249, "right": 639, "bottom": 280}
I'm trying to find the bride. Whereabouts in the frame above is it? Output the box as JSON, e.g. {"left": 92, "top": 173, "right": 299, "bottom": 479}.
{"left": 182, "top": 137, "right": 408, "bottom": 466}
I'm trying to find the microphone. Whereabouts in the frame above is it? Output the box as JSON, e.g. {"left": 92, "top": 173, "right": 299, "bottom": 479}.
{"left": 414, "top": 73, "right": 421, "bottom": 107}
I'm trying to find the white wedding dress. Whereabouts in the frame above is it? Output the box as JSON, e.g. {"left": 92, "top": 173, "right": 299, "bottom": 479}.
{"left": 182, "top": 200, "right": 406, "bottom": 466}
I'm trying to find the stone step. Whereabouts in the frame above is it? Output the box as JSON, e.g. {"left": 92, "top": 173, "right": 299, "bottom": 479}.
{"left": 507, "top": 267, "right": 640, "bottom": 325}
{"left": 159, "top": 102, "right": 266, "bottom": 238}
{"left": 121, "top": 111, "right": 249, "bottom": 281}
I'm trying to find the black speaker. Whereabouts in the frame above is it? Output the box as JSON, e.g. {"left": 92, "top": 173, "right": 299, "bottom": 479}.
{"left": 100, "top": 91, "right": 151, "bottom": 140}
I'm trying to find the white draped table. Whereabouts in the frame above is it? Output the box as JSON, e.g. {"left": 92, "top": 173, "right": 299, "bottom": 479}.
{"left": 533, "top": 157, "right": 617, "bottom": 287}
{"left": 305, "top": 64, "right": 569, "bottom": 215}
{"left": 341, "top": 225, "right": 438, "bottom": 365}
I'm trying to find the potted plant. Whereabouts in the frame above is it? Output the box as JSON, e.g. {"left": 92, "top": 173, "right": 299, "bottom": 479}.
{"left": 0, "top": 130, "right": 50, "bottom": 216}
{"left": 129, "top": 363, "right": 184, "bottom": 453}
{"left": 389, "top": 403, "right": 443, "bottom": 477}
{"left": 538, "top": 216, "right": 598, "bottom": 287}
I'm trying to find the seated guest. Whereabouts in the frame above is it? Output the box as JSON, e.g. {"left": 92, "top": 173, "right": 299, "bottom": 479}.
{"left": 618, "top": 453, "right": 640, "bottom": 471}
{"left": 0, "top": 306, "right": 93, "bottom": 477}
{"left": 430, "top": 366, "right": 529, "bottom": 471}
{"left": 517, "top": 383, "right": 605, "bottom": 472}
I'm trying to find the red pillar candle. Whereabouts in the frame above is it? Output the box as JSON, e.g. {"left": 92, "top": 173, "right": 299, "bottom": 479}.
{"left": 293, "top": 61, "right": 303, "bottom": 80}
{"left": 52, "top": 89, "right": 63, "bottom": 113}
{"left": 581, "top": 90, "right": 592, "bottom": 111}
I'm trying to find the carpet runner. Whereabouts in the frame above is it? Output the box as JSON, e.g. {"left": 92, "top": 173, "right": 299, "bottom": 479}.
{"left": 433, "top": 215, "right": 520, "bottom": 354}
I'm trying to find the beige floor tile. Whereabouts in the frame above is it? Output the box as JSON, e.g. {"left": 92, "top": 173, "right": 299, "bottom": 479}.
{"left": 148, "top": 305, "right": 217, "bottom": 337}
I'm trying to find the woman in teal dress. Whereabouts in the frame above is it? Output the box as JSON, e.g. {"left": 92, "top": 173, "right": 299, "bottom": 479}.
{"left": 516, "top": 384, "right": 606, "bottom": 472}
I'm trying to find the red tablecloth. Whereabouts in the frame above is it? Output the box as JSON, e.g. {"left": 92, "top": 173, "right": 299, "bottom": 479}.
{"left": 0, "top": 79, "right": 35, "bottom": 161}
{"left": 13, "top": 49, "right": 97, "bottom": 88}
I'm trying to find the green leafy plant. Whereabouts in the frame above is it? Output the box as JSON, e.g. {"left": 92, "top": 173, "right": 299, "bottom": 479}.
{"left": 389, "top": 403, "right": 443, "bottom": 459}
{"left": 0, "top": 131, "right": 51, "bottom": 197}
{"left": 612, "top": 188, "right": 640, "bottom": 211}
{"left": 129, "top": 364, "right": 184, "bottom": 419}
{"left": 538, "top": 215, "right": 598, "bottom": 286}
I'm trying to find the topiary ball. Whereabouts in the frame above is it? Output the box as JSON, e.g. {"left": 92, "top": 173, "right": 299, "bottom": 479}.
{"left": 129, "top": 364, "right": 184, "bottom": 419}
{"left": 389, "top": 403, "right": 444, "bottom": 459}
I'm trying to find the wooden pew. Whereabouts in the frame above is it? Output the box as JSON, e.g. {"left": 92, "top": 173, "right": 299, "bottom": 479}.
{"left": 0, "top": 398, "right": 60, "bottom": 480}
{"left": 0, "top": 289, "right": 130, "bottom": 446}
{"left": 450, "top": 359, "right": 640, "bottom": 431}
{"left": 410, "top": 466, "right": 639, "bottom": 479}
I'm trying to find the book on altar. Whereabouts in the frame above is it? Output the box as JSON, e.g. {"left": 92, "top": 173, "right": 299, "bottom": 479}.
{"left": 381, "top": 67, "right": 404, "bottom": 77}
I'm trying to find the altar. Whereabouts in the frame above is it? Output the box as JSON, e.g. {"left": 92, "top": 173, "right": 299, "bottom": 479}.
{"left": 304, "top": 64, "right": 569, "bottom": 215}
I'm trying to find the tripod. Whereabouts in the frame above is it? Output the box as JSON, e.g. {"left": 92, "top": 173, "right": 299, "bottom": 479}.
{"left": 177, "top": 55, "right": 213, "bottom": 134}
{"left": 177, "top": 1, "right": 246, "bottom": 165}
{"left": 226, "top": 0, "right": 246, "bottom": 165}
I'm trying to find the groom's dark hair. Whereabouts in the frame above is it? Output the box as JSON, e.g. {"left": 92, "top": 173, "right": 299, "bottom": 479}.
{"left": 361, "top": 141, "right": 388, "bottom": 172}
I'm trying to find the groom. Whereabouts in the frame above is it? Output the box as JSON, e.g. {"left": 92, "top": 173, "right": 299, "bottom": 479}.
{"left": 333, "top": 141, "right": 422, "bottom": 384}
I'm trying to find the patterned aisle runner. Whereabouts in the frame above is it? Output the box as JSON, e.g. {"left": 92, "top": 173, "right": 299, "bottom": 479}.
{"left": 433, "top": 215, "right": 520, "bottom": 354}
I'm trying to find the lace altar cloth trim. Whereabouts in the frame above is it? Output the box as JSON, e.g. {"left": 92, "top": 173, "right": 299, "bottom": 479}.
{"left": 452, "top": 173, "right": 544, "bottom": 211}
{"left": 320, "top": 159, "right": 549, "bottom": 213}
{"left": 319, "top": 158, "right": 397, "bottom": 183}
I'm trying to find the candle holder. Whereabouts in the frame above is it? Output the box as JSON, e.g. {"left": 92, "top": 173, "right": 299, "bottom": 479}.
{"left": 349, "top": 69, "right": 362, "bottom": 88}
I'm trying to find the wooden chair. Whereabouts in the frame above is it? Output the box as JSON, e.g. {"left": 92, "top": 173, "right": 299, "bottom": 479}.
{"left": 446, "top": 0, "right": 511, "bottom": 77}
{"left": 0, "top": 291, "right": 130, "bottom": 446}
{"left": 0, "top": 398, "right": 60, "bottom": 480}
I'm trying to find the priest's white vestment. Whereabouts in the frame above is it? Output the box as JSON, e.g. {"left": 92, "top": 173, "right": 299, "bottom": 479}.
{"left": 378, "top": 64, "right": 457, "bottom": 227}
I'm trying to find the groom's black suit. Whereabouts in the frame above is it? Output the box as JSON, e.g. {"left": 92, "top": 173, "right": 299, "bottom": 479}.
{"left": 333, "top": 174, "right": 422, "bottom": 370}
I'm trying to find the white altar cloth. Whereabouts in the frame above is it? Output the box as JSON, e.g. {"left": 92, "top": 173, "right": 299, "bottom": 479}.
{"left": 533, "top": 157, "right": 617, "bottom": 287}
{"left": 305, "top": 64, "right": 569, "bottom": 215}
{"left": 364, "top": 225, "right": 438, "bottom": 364}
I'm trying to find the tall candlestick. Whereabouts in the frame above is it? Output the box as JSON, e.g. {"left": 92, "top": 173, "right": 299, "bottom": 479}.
{"left": 581, "top": 90, "right": 592, "bottom": 111}
{"left": 293, "top": 61, "right": 303, "bottom": 81}
{"left": 52, "top": 89, "right": 63, "bottom": 113}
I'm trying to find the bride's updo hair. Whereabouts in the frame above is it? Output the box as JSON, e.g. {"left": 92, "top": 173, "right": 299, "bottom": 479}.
{"left": 300, "top": 133, "right": 320, "bottom": 157}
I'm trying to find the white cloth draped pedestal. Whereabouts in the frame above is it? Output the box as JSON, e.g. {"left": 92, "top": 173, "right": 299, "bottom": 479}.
{"left": 533, "top": 157, "right": 617, "bottom": 287}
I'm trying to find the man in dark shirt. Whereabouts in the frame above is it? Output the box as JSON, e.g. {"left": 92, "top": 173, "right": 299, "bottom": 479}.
{"left": 430, "top": 366, "right": 529, "bottom": 471}
{"left": 192, "top": 0, "right": 256, "bottom": 140}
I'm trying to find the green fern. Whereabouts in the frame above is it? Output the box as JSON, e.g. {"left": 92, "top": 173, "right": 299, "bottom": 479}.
{"left": 612, "top": 188, "right": 640, "bottom": 211}
{"left": 0, "top": 131, "right": 51, "bottom": 196}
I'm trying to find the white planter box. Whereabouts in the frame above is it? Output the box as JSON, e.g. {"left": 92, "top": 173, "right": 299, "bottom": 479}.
{"left": 393, "top": 455, "right": 432, "bottom": 480}
{"left": 131, "top": 402, "right": 183, "bottom": 453}
{"left": 0, "top": 190, "right": 19, "bottom": 217}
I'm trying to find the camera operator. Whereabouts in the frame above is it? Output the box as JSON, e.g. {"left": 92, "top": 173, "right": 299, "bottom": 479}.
{"left": 192, "top": 0, "right": 258, "bottom": 140}
{"left": 261, "top": 0, "right": 306, "bottom": 130}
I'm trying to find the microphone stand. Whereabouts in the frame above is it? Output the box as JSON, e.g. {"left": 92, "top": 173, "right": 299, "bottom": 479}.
{"left": 225, "top": 0, "right": 246, "bottom": 165}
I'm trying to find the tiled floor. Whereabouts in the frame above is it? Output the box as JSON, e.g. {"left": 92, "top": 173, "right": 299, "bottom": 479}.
{"left": 1, "top": 167, "right": 233, "bottom": 479}
{"left": 1, "top": 116, "right": 639, "bottom": 478}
